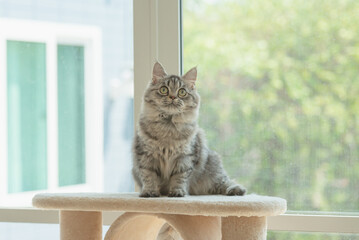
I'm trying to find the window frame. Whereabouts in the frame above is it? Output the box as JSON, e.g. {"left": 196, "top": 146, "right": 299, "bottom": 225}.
{"left": 0, "top": 0, "right": 359, "bottom": 236}
{"left": 0, "top": 18, "right": 104, "bottom": 206}
{"left": 131, "top": 0, "right": 359, "bottom": 235}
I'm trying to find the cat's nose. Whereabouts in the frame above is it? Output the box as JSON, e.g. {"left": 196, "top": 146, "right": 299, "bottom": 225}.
{"left": 169, "top": 96, "right": 176, "bottom": 100}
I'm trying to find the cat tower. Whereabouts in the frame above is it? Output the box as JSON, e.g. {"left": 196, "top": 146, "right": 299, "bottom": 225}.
{"left": 33, "top": 193, "right": 287, "bottom": 240}
{"left": 32, "top": 193, "right": 286, "bottom": 240}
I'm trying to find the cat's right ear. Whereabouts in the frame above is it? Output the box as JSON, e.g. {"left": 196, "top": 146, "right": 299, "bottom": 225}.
{"left": 152, "top": 61, "right": 167, "bottom": 84}
{"left": 182, "top": 66, "right": 197, "bottom": 89}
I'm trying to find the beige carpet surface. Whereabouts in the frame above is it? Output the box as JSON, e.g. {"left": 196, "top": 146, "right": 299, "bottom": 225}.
{"left": 33, "top": 193, "right": 286, "bottom": 217}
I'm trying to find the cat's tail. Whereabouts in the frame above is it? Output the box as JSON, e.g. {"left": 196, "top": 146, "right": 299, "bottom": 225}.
{"left": 156, "top": 223, "right": 183, "bottom": 240}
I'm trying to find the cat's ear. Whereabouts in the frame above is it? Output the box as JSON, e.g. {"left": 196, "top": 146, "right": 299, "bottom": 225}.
{"left": 182, "top": 66, "right": 197, "bottom": 89}
{"left": 152, "top": 61, "right": 167, "bottom": 84}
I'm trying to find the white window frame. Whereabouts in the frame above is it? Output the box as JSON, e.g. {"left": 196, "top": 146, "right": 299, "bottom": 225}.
{"left": 0, "top": 18, "right": 104, "bottom": 206}
{"left": 0, "top": 0, "right": 358, "bottom": 236}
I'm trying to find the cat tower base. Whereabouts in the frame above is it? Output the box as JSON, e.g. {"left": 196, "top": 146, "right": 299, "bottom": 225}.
{"left": 32, "top": 193, "right": 286, "bottom": 240}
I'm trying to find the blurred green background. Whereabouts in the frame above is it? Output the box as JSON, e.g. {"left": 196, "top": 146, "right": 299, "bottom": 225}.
{"left": 183, "top": 0, "right": 359, "bottom": 239}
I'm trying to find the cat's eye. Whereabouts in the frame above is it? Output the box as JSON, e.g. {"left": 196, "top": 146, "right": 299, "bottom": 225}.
{"left": 159, "top": 86, "right": 169, "bottom": 95}
{"left": 178, "top": 88, "right": 187, "bottom": 98}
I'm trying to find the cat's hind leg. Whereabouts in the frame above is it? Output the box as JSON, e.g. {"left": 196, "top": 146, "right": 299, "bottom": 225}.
{"left": 206, "top": 151, "right": 247, "bottom": 196}
{"left": 212, "top": 177, "right": 246, "bottom": 196}
{"left": 225, "top": 182, "right": 247, "bottom": 196}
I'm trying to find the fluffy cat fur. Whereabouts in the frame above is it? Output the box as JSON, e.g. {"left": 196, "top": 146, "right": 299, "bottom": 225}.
{"left": 132, "top": 62, "right": 246, "bottom": 198}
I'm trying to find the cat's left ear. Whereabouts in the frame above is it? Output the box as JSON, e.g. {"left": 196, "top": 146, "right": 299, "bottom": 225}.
{"left": 182, "top": 66, "right": 197, "bottom": 89}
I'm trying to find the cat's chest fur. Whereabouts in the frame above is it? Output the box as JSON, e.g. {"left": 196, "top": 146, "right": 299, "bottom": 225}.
{"left": 139, "top": 115, "right": 195, "bottom": 180}
{"left": 148, "top": 136, "right": 191, "bottom": 181}
{"left": 156, "top": 146, "right": 183, "bottom": 180}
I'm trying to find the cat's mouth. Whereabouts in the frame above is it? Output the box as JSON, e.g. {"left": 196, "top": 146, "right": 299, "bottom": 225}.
{"left": 166, "top": 103, "right": 181, "bottom": 110}
{"left": 162, "top": 102, "right": 184, "bottom": 114}
{"left": 158, "top": 98, "right": 185, "bottom": 114}
{"left": 168, "top": 101, "right": 177, "bottom": 106}
{"left": 164, "top": 99, "right": 180, "bottom": 106}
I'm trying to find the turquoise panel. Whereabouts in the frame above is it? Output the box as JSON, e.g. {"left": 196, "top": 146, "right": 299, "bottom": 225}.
{"left": 57, "top": 45, "right": 86, "bottom": 186}
{"left": 7, "top": 40, "right": 47, "bottom": 193}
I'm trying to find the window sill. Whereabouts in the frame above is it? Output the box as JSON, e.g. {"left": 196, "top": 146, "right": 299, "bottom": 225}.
{"left": 1, "top": 208, "right": 358, "bottom": 234}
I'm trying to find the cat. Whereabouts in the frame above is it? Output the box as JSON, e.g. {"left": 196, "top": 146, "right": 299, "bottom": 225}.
{"left": 132, "top": 61, "right": 246, "bottom": 198}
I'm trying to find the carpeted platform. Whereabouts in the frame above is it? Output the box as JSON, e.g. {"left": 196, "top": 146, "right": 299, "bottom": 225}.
{"left": 32, "top": 193, "right": 287, "bottom": 240}
{"left": 33, "top": 192, "right": 286, "bottom": 217}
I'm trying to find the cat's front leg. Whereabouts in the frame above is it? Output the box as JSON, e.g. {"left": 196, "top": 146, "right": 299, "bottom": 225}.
{"left": 168, "top": 175, "right": 188, "bottom": 197}
{"left": 139, "top": 168, "right": 161, "bottom": 197}
{"left": 168, "top": 158, "right": 193, "bottom": 197}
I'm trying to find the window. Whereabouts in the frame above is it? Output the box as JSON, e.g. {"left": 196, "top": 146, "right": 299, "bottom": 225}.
{"left": 0, "top": 19, "right": 103, "bottom": 206}
{"left": 134, "top": 0, "right": 359, "bottom": 237}
{"left": 1, "top": 0, "right": 134, "bottom": 236}
{"left": 0, "top": 0, "right": 135, "bottom": 210}
{"left": 181, "top": 0, "right": 359, "bottom": 237}
{"left": 182, "top": 0, "right": 359, "bottom": 214}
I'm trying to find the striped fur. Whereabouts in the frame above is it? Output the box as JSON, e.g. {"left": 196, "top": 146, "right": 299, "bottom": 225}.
{"left": 132, "top": 62, "right": 246, "bottom": 198}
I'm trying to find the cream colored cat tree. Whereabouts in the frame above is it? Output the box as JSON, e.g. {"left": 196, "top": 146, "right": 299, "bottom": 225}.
{"left": 33, "top": 193, "right": 287, "bottom": 240}
{"left": 33, "top": 193, "right": 286, "bottom": 240}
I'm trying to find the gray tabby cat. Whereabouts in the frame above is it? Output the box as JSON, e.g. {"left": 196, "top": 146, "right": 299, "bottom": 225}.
{"left": 132, "top": 62, "right": 246, "bottom": 197}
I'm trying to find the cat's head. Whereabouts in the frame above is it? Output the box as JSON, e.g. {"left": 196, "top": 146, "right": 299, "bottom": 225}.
{"left": 144, "top": 62, "right": 200, "bottom": 115}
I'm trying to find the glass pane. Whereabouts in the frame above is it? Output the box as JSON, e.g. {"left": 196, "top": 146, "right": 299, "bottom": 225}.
{"left": 183, "top": 0, "right": 359, "bottom": 213}
{"left": 7, "top": 40, "right": 47, "bottom": 193}
{"left": 269, "top": 231, "right": 359, "bottom": 240}
{"left": 57, "top": 45, "right": 86, "bottom": 187}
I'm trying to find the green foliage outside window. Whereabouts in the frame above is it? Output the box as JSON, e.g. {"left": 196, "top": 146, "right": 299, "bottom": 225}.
{"left": 183, "top": 2, "right": 359, "bottom": 237}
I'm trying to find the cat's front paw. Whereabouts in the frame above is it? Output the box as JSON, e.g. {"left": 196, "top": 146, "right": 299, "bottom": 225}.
{"left": 140, "top": 190, "right": 160, "bottom": 198}
{"left": 168, "top": 189, "right": 186, "bottom": 197}
{"left": 226, "top": 184, "right": 246, "bottom": 196}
